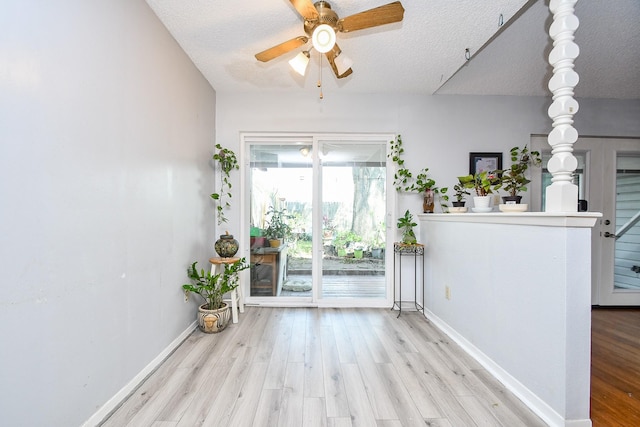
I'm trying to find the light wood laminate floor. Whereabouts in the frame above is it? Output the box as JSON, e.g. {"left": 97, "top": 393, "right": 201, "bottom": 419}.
{"left": 101, "top": 307, "right": 546, "bottom": 426}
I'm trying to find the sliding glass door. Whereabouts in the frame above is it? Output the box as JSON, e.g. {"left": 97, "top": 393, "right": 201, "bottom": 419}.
{"left": 244, "top": 133, "right": 393, "bottom": 306}
{"left": 318, "top": 140, "right": 387, "bottom": 300}
{"left": 247, "top": 140, "right": 313, "bottom": 300}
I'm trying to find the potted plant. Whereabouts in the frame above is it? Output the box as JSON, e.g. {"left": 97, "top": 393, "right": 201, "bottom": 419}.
{"left": 369, "top": 222, "right": 385, "bottom": 259}
{"left": 333, "top": 230, "right": 361, "bottom": 257}
{"left": 411, "top": 169, "right": 449, "bottom": 213}
{"left": 458, "top": 170, "right": 500, "bottom": 210}
{"left": 182, "top": 258, "right": 250, "bottom": 333}
{"left": 264, "top": 206, "right": 292, "bottom": 247}
{"left": 494, "top": 145, "right": 542, "bottom": 204}
{"left": 448, "top": 182, "right": 470, "bottom": 213}
{"left": 397, "top": 210, "right": 417, "bottom": 244}
{"left": 452, "top": 182, "right": 470, "bottom": 207}
{"left": 211, "top": 143, "right": 240, "bottom": 226}
{"left": 353, "top": 242, "right": 365, "bottom": 259}
{"left": 250, "top": 226, "right": 266, "bottom": 249}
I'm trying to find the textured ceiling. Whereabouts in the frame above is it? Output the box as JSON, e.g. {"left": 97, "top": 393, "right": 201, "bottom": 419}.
{"left": 439, "top": 0, "right": 640, "bottom": 99}
{"left": 146, "top": 0, "right": 640, "bottom": 99}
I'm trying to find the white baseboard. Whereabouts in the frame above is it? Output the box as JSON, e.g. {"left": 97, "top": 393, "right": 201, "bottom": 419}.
{"left": 81, "top": 321, "right": 197, "bottom": 427}
{"left": 424, "top": 310, "right": 591, "bottom": 427}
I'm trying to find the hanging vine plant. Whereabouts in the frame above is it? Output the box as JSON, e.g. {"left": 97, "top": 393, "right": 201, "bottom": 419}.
{"left": 388, "top": 134, "right": 449, "bottom": 211}
{"left": 211, "top": 143, "right": 239, "bottom": 226}
{"left": 388, "top": 134, "right": 414, "bottom": 192}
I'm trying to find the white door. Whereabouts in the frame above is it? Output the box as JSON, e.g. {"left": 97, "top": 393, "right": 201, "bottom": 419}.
{"left": 532, "top": 136, "right": 640, "bottom": 306}
{"left": 600, "top": 141, "right": 640, "bottom": 305}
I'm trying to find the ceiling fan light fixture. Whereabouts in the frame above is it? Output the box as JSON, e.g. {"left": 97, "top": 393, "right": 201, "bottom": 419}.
{"left": 289, "top": 51, "right": 310, "bottom": 76}
{"left": 299, "top": 146, "right": 311, "bottom": 157}
{"left": 311, "top": 24, "right": 336, "bottom": 53}
{"left": 334, "top": 52, "right": 353, "bottom": 76}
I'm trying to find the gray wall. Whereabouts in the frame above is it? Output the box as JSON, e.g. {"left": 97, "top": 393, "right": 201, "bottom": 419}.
{"left": 0, "top": 1, "right": 216, "bottom": 425}
{"left": 216, "top": 91, "right": 640, "bottom": 236}
{"left": 1, "top": 0, "right": 639, "bottom": 424}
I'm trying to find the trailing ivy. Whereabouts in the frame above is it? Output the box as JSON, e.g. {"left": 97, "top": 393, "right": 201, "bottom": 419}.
{"left": 211, "top": 143, "right": 239, "bottom": 225}
{"left": 388, "top": 135, "right": 413, "bottom": 192}
{"left": 388, "top": 134, "right": 449, "bottom": 210}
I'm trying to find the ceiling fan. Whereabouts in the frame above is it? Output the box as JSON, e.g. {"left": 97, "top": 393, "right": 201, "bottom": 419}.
{"left": 255, "top": 0, "right": 405, "bottom": 79}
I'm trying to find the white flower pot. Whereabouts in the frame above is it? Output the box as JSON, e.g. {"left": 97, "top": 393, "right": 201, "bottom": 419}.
{"left": 473, "top": 195, "right": 492, "bottom": 208}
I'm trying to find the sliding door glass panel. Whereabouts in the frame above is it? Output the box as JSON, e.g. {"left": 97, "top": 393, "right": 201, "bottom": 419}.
{"left": 248, "top": 143, "right": 312, "bottom": 298}
{"left": 319, "top": 141, "right": 386, "bottom": 299}
{"left": 614, "top": 154, "right": 640, "bottom": 291}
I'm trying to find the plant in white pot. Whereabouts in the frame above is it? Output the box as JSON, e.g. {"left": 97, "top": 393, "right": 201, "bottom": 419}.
{"left": 182, "top": 258, "right": 249, "bottom": 333}
{"left": 458, "top": 171, "right": 500, "bottom": 211}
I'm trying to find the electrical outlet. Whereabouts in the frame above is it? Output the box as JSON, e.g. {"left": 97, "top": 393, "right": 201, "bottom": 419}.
{"left": 445, "top": 286, "right": 451, "bottom": 300}
{"left": 493, "top": 194, "right": 501, "bottom": 205}
{"left": 184, "top": 290, "right": 189, "bottom": 302}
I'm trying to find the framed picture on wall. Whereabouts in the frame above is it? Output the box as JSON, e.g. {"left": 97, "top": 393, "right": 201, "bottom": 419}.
{"left": 469, "top": 152, "right": 502, "bottom": 175}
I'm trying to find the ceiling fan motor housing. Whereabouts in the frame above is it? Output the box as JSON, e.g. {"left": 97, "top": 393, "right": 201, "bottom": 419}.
{"left": 304, "top": 1, "right": 339, "bottom": 35}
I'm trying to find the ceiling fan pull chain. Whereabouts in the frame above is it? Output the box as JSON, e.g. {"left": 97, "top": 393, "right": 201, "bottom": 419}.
{"left": 318, "top": 51, "right": 324, "bottom": 99}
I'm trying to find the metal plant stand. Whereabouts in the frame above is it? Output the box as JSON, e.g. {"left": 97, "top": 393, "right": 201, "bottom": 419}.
{"left": 392, "top": 242, "right": 425, "bottom": 317}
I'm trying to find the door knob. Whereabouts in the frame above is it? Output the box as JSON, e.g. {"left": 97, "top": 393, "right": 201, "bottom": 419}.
{"left": 604, "top": 232, "right": 616, "bottom": 238}
{"left": 604, "top": 220, "right": 611, "bottom": 225}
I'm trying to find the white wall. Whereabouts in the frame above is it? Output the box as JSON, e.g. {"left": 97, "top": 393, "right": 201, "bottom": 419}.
{"left": 419, "top": 214, "right": 596, "bottom": 427}
{"left": 216, "top": 91, "right": 640, "bottom": 238}
{"left": 0, "top": 1, "right": 215, "bottom": 425}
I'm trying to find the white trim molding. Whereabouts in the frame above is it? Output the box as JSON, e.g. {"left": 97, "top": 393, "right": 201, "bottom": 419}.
{"left": 81, "top": 322, "right": 197, "bottom": 427}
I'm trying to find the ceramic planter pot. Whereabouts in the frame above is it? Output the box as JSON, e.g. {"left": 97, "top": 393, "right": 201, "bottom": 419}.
{"left": 423, "top": 189, "right": 435, "bottom": 213}
{"left": 215, "top": 232, "right": 239, "bottom": 257}
{"left": 473, "top": 195, "right": 492, "bottom": 208}
{"left": 250, "top": 236, "right": 266, "bottom": 248}
{"left": 197, "top": 303, "right": 231, "bottom": 333}
{"left": 269, "top": 238, "right": 282, "bottom": 248}
{"left": 502, "top": 195, "right": 522, "bottom": 204}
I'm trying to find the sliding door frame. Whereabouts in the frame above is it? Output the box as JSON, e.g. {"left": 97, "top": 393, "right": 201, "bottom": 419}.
{"left": 240, "top": 132, "right": 396, "bottom": 308}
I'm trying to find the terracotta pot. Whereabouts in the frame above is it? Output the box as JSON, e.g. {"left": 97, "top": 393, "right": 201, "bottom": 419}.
{"left": 250, "top": 236, "right": 266, "bottom": 248}
{"left": 269, "top": 238, "right": 282, "bottom": 248}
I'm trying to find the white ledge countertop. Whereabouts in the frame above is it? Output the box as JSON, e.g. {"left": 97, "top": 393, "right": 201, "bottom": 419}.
{"left": 418, "top": 211, "right": 602, "bottom": 228}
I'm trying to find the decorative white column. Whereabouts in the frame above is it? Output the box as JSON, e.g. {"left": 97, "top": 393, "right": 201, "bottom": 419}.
{"left": 546, "top": 0, "right": 580, "bottom": 212}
